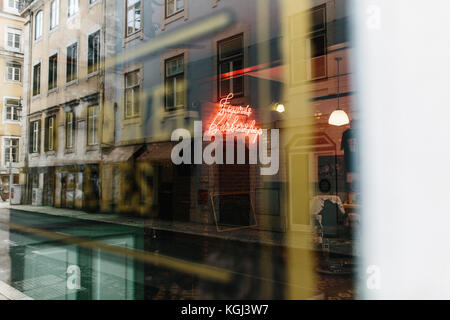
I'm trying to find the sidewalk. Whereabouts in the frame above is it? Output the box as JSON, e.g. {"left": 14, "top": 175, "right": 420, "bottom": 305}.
{"left": 3, "top": 203, "right": 355, "bottom": 256}
{"left": 3, "top": 203, "right": 311, "bottom": 248}
{"left": 0, "top": 280, "right": 33, "bottom": 300}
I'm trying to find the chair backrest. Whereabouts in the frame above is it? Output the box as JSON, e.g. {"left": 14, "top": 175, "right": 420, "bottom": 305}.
{"left": 320, "top": 199, "right": 341, "bottom": 227}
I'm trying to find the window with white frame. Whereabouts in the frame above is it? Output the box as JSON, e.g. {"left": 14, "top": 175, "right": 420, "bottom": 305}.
{"left": 45, "top": 115, "right": 56, "bottom": 152}
{"left": 67, "top": 0, "right": 79, "bottom": 18}
{"left": 88, "top": 30, "right": 100, "bottom": 74}
{"left": 30, "top": 120, "right": 40, "bottom": 153}
{"left": 165, "top": 55, "right": 185, "bottom": 110}
{"left": 87, "top": 105, "right": 98, "bottom": 145}
{"left": 126, "top": 0, "right": 141, "bottom": 36}
{"left": 65, "top": 111, "right": 74, "bottom": 149}
{"left": 6, "top": 28, "right": 21, "bottom": 52}
{"left": 289, "top": 5, "right": 327, "bottom": 83}
{"left": 4, "top": 98, "right": 20, "bottom": 121}
{"left": 33, "top": 63, "right": 41, "bottom": 96}
{"left": 6, "top": 61, "right": 21, "bottom": 82}
{"left": 5, "top": 0, "right": 20, "bottom": 12}
{"left": 124, "top": 70, "right": 141, "bottom": 117}
{"left": 166, "top": 0, "right": 184, "bottom": 18}
{"left": 305, "top": 5, "right": 327, "bottom": 80}
{"left": 50, "top": 0, "right": 59, "bottom": 30}
{"left": 218, "top": 34, "right": 244, "bottom": 99}
{"left": 35, "top": 10, "right": 43, "bottom": 40}
{"left": 66, "top": 42, "right": 78, "bottom": 82}
{"left": 89, "top": 0, "right": 99, "bottom": 5}
{"left": 48, "top": 53, "right": 58, "bottom": 90}
{"left": 4, "top": 138, "right": 19, "bottom": 164}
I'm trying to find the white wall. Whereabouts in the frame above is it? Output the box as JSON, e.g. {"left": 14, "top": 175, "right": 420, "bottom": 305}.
{"left": 353, "top": 0, "right": 450, "bottom": 299}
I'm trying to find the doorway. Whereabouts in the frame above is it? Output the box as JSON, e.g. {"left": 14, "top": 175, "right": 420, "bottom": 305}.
{"left": 158, "top": 163, "right": 191, "bottom": 222}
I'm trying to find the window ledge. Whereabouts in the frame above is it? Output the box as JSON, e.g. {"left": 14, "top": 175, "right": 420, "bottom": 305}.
{"left": 88, "top": 0, "right": 102, "bottom": 9}
{"left": 87, "top": 71, "right": 100, "bottom": 80}
{"left": 162, "top": 109, "right": 198, "bottom": 121}
{"left": 31, "top": 94, "right": 41, "bottom": 101}
{"left": 64, "top": 148, "right": 75, "bottom": 154}
{"left": 3, "top": 162, "right": 20, "bottom": 169}
{"left": 47, "top": 87, "right": 58, "bottom": 95}
{"left": 3, "top": 120, "right": 20, "bottom": 124}
{"left": 67, "top": 13, "right": 80, "bottom": 23}
{"left": 162, "top": 11, "right": 186, "bottom": 31}
{"left": 49, "top": 25, "right": 59, "bottom": 35}
{"left": 4, "top": 8, "right": 19, "bottom": 15}
{"left": 45, "top": 151, "right": 56, "bottom": 156}
{"left": 123, "top": 31, "right": 143, "bottom": 45}
{"left": 30, "top": 153, "right": 40, "bottom": 158}
{"left": 86, "top": 144, "right": 99, "bottom": 152}
{"left": 123, "top": 116, "right": 141, "bottom": 126}
{"left": 5, "top": 80, "right": 22, "bottom": 85}
{"left": 5, "top": 47, "right": 22, "bottom": 53}
{"left": 65, "top": 79, "right": 78, "bottom": 88}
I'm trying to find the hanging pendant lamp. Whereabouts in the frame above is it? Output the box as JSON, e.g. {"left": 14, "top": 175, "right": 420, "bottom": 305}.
{"left": 329, "top": 57, "right": 350, "bottom": 126}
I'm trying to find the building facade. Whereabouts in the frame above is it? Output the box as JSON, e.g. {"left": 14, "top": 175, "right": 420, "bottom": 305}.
{"left": 13, "top": 0, "right": 357, "bottom": 300}
{"left": 0, "top": 0, "right": 24, "bottom": 192}
{"left": 100, "top": 0, "right": 355, "bottom": 234}
{"left": 20, "top": 0, "right": 104, "bottom": 208}
{"left": 17, "top": 0, "right": 355, "bottom": 234}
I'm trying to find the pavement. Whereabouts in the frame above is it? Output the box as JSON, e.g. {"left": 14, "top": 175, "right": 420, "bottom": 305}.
{"left": 0, "top": 201, "right": 357, "bottom": 256}
{"left": 0, "top": 281, "right": 33, "bottom": 300}
{"left": 0, "top": 204, "right": 33, "bottom": 300}
{"left": 0, "top": 201, "right": 355, "bottom": 300}
{"left": 0, "top": 203, "right": 33, "bottom": 300}
{"left": 1, "top": 202, "right": 315, "bottom": 251}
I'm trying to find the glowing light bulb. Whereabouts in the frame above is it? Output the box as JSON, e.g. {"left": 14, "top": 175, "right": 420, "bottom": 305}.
{"left": 328, "top": 109, "right": 350, "bottom": 126}
{"left": 276, "top": 103, "right": 285, "bottom": 113}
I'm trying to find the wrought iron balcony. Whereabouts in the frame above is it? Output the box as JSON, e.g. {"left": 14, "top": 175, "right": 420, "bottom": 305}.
{"left": 18, "top": 0, "right": 35, "bottom": 12}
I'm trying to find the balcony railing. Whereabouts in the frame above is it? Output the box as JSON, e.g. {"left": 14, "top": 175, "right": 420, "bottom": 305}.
{"left": 19, "top": 0, "right": 35, "bottom": 12}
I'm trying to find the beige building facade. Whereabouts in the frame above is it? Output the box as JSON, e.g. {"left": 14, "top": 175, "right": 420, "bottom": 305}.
{"left": 20, "top": 0, "right": 104, "bottom": 207}
{"left": 0, "top": 0, "right": 24, "bottom": 190}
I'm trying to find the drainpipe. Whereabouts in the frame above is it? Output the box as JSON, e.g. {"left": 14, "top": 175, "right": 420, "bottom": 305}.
{"left": 101, "top": 0, "right": 106, "bottom": 147}
{"left": 9, "top": 161, "right": 12, "bottom": 203}
{"left": 24, "top": 8, "right": 33, "bottom": 204}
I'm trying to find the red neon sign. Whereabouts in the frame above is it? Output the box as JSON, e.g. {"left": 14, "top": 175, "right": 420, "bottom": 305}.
{"left": 206, "top": 93, "right": 263, "bottom": 143}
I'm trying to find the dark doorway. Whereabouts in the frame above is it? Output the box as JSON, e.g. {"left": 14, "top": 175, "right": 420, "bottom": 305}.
{"left": 83, "top": 164, "right": 100, "bottom": 212}
{"left": 61, "top": 167, "right": 76, "bottom": 208}
{"left": 216, "top": 140, "right": 252, "bottom": 226}
{"left": 158, "top": 162, "right": 191, "bottom": 222}
{"left": 43, "top": 167, "right": 55, "bottom": 206}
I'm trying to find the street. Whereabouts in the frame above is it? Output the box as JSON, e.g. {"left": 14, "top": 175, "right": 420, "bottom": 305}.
{"left": 0, "top": 202, "right": 354, "bottom": 300}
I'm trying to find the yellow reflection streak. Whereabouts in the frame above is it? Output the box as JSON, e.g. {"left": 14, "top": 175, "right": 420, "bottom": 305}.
{"left": 281, "top": 0, "right": 316, "bottom": 299}
{"left": 100, "top": 12, "right": 232, "bottom": 145}
{"left": 0, "top": 220, "right": 231, "bottom": 283}
{"left": 104, "top": 12, "right": 232, "bottom": 70}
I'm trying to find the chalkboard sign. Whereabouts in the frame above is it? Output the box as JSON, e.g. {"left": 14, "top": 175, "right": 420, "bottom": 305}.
{"left": 211, "top": 192, "right": 257, "bottom": 232}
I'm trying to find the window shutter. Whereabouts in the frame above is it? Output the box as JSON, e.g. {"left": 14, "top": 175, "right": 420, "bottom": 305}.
{"left": 37, "top": 120, "right": 41, "bottom": 153}
{"left": 29, "top": 122, "right": 33, "bottom": 153}
{"left": 53, "top": 117, "right": 57, "bottom": 151}
{"left": 70, "top": 113, "right": 75, "bottom": 148}
{"left": 44, "top": 118, "right": 49, "bottom": 151}
{"left": 73, "top": 114, "right": 76, "bottom": 146}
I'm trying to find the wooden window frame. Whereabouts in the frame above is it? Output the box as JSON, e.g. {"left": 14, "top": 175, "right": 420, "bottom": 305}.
{"left": 164, "top": 54, "right": 185, "bottom": 111}
{"left": 124, "top": 69, "right": 142, "bottom": 118}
